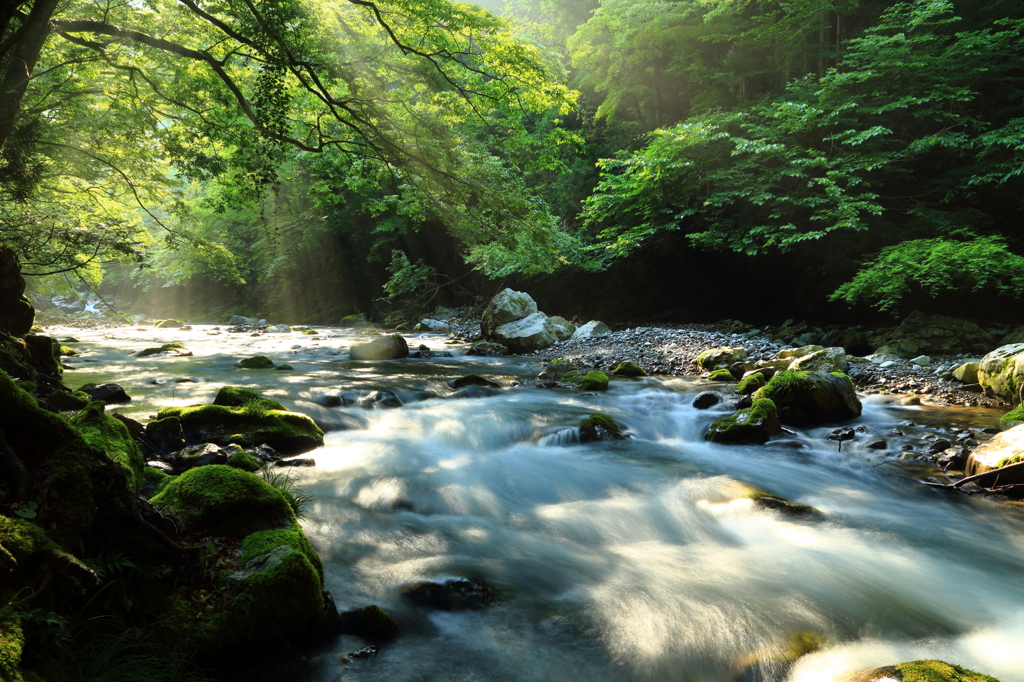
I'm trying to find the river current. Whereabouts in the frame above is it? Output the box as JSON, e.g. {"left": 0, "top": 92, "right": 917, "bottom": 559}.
{"left": 53, "top": 324, "right": 1024, "bottom": 682}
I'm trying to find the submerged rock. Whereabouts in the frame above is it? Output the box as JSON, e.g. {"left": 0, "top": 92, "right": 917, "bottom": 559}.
{"left": 402, "top": 578, "right": 498, "bottom": 610}
{"left": 78, "top": 382, "right": 131, "bottom": 404}
{"left": 448, "top": 374, "right": 501, "bottom": 389}
{"left": 579, "top": 413, "right": 624, "bottom": 442}
{"left": 137, "top": 342, "right": 192, "bottom": 357}
{"left": 237, "top": 355, "right": 275, "bottom": 369}
{"left": 339, "top": 605, "right": 400, "bottom": 643}
{"left": 692, "top": 392, "right": 721, "bottom": 409}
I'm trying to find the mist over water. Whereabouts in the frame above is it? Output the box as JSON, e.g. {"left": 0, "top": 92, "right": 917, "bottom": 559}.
{"left": 59, "top": 325, "right": 1024, "bottom": 681}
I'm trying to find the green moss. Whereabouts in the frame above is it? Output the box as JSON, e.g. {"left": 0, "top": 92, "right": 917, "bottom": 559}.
{"left": 71, "top": 401, "right": 145, "bottom": 492}
{"left": 13, "top": 380, "right": 35, "bottom": 394}
{"left": 735, "top": 372, "right": 767, "bottom": 394}
{"left": 45, "top": 390, "right": 91, "bottom": 412}
{"left": 705, "top": 398, "right": 782, "bottom": 445}
{"left": 0, "top": 606, "right": 25, "bottom": 682}
{"left": 150, "top": 465, "right": 294, "bottom": 537}
{"left": 0, "top": 372, "right": 100, "bottom": 550}
{"left": 1000, "top": 406, "right": 1024, "bottom": 427}
{"left": 137, "top": 342, "right": 190, "bottom": 357}
{"left": 58, "top": 345, "right": 79, "bottom": 356}
{"left": 141, "top": 466, "right": 174, "bottom": 499}
{"left": 783, "top": 631, "right": 825, "bottom": 661}
{"left": 612, "top": 362, "right": 647, "bottom": 377}
{"left": 577, "top": 370, "right": 609, "bottom": 391}
{"left": 302, "top": 329, "right": 318, "bottom": 335}
{"left": 213, "top": 387, "right": 285, "bottom": 411}
{"left": 995, "top": 454, "right": 1024, "bottom": 468}
{"left": 155, "top": 404, "right": 323, "bottom": 454}
{"left": 753, "top": 369, "right": 861, "bottom": 424}
{"left": 707, "top": 368, "right": 735, "bottom": 381}
{"left": 892, "top": 659, "right": 1000, "bottom": 682}
{"left": 274, "top": 364, "right": 294, "bottom": 371}
{"left": 241, "top": 527, "right": 323, "bottom": 582}
{"left": 0, "top": 516, "right": 60, "bottom": 580}
{"left": 563, "top": 370, "right": 579, "bottom": 383}
{"left": 579, "top": 413, "right": 623, "bottom": 442}
{"left": 237, "top": 356, "right": 275, "bottom": 369}
{"left": 226, "top": 451, "right": 262, "bottom": 473}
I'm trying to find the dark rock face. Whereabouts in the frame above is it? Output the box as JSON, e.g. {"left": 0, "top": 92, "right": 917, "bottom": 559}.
{"left": 350, "top": 334, "right": 408, "bottom": 361}
{"left": 0, "top": 246, "right": 34, "bottom": 336}
{"left": 401, "top": 578, "right": 498, "bottom": 611}
{"left": 448, "top": 374, "right": 501, "bottom": 389}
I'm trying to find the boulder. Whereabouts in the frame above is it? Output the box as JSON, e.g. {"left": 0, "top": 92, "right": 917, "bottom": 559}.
{"left": 231, "top": 315, "right": 257, "bottom": 325}
{"left": 571, "top": 320, "right": 611, "bottom": 339}
{"left": 350, "top": 334, "right": 408, "bottom": 361}
{"left": 213, "top": 386, "right": 285, "bottom": 411}
{"left": 492, "top": 312, "right": 559, "bottom": 353}
{"left": 468, "top": 342, "right": 507, "bottom": 356}
{"left": 696, "top": 347, "right": 747, "bottom": 371}
{"left": 753, "top": 370, "right": 862, "bottom": 425}
{"left": 538, "top": 361, "right": 571, "bottom": 381}
{"left": 848, "top": 660, "right": 1000, "bottom": 682}
{"left": 339, "top": 313, "right": 371, "bottom": 328}
{"left": 964, "top": 424, "right": 1024, "bottom": 484}
{"left": 977, "top": 344, "right": 1024, "bottom": 402}
{"left": 869, "top": 311, "right": 995, "bottom": 357}
{"left": 612, "top": 361, "right": 646, "bottom": 377}
{"left": 788, "top": 347, "right": 848, "bottom": 373}
{"left": 151, "top": 466, "right": 325, "bottom": 652}
{"left": 71, "top": 401, "right": 145, "bottom": 491}
{"left": 448, "top": 374, "right": 501, "bottom": 389}
{"left": 266, "top": 324, "right": 292, "bottom": 333}
{"left": 692, "top": 392, "right": 720, "bottom": 409}
{"left": 167, "top": 442, "right": 230, "bottom": 472}
{"left": 704, "top": 398, "right": 782, "bottom": 445}
{"left": 238, "top": 355, "right": 275, "bottom": 369}
{"left": 145, "top": 416, "right": 186, "bottom": 454}
{"left": 481, "top": 289, "right": 537, "bottom": 337}
{"left": 577, "top": 370, "right": 609, "bottom": 391}
{"left": 79, "top": 382, "right": 131, "bottom": 404}
{"left": 548, "top": 315, "right": 577, "bottom": 342}
{"left": 953, "top": 362, "right": 980, "bottom": 384}
{"left": 1000, "top": 324, "right": 1024, "bottom": 345}
{"left": 154, "top": 404, "right": 324, "bottom": 455}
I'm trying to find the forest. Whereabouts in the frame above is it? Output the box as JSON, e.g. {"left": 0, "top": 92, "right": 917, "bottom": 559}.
{"left": 3, "top": 0, "right": 1023, "bottom": 324}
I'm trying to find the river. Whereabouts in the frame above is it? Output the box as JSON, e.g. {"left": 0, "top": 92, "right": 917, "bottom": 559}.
{"left": 53, "top": 324, "right": 1024, "bottom": 682}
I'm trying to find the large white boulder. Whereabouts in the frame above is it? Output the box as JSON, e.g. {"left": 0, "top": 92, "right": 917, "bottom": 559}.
{"left": 493, "top": 312, "right": 559, "bottom": 353}
{"left": 548, "top": 316, "right": 576, "bottom": 342}
{"left": 481, "top": 289, "right": 537, "bottom": 337}
{"left": 571, "top": 320, "right": 611, "bottom": 339}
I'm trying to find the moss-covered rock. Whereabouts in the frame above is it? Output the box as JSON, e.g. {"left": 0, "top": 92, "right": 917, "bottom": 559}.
{"left": 735, "top": 372, "right": 767, "bottom": 395}
{"left": 707, "top": 368, "right": 735, "bottom": 381}
{"left": 141, "top": 466, "right": 174, "bottom": 499}
{"left": 340, "top": 605, "right": 400, "bottom": 643}
{"left": 71, "top": 401, "right": 145, "bottom": 492}
{"left": 212, "top": 386, "right": 285, "bottom": 411}
{"left": 44, "top": 389, "right": 91, "bottom": 412}
{"left": 999, "top": 405, "right": 1024, "bottom": 428}
{"left": 978, "top": 344, "right": 1024, "bottom": 403}
{"left": 302, "top": 329, "right": 318, "bottom": 335}
{"left": 23, "top": 335, "right": 61, "bottom": 379}
{"left": 852, "top": 660, "right": 1000, "bottom": 682}
{"left": 744, "top": 488, "right": 823, "bottom": 517}
{"left": 579, "top": 413, "right": 624, "bottom": 442}
{"left": 577, "top": 370, "right": 609, "bottom": 391}
{"left": 137, "top": 342, "right": 192, "bottom": 357}
{"left": 237, "top": 355, "right": 275, "bottom": 369}
{"left": 612, "top": 362, "right": 646, "bottom": 377}
{"left": 753, "top": 370, "right": 861, "bottom": 425}
{"left": 448, "top": 374, "right": 501, "bottom": 389}
{"left": 696, "top": 346, "right": 747, "bottom": 371}
{"left": 274, "top": 364, "right": 294, "bottom": 371}
{"left": 150, "top": 465, "right": 293, "bottom": 537}
{"left": 155, "top": 403, "right": 323, "bottom": 455}
{"left": 705, "top": 398, "right": 782, "bottom": 445}
{"left": 144, "top": 416, "right": 185, "bottom": 454}
{"left": 226, "top": 450, "right": 263, "bottom": 473}
{"left": 0, "top": 605, "right": 26, "bottom": 682}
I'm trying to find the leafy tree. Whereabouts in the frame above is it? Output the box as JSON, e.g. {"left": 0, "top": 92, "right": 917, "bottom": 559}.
{"left": 579, "top": 0, "right": 1024, "bottom": 311}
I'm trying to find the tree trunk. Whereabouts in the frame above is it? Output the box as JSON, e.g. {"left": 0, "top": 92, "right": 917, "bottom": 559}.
{"left": 0, "top": 0, "right": 60, "bottom": 151}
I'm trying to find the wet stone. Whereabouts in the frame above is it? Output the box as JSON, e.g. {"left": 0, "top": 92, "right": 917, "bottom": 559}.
{"left": 401, "top": 578, "right": 498, "bottom": 611}
{"left": 692, "top": 392, "right": 720, "bottom": 409}
{"left": 864, "top": 439, "right": 888, "bottom": 450}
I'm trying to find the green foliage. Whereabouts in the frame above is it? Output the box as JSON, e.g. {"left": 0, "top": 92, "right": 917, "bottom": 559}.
{"left": 830, "top": 237, "right": 1024, "bottom": 312}
{"left": 382, "top": 250, "right": 436, "bottom": 300}
{"left": 1000, "top": 406, "right": 1024, "bottom": 428}
{"left": 257, "top": 464, "right": 314, "bottom": 519}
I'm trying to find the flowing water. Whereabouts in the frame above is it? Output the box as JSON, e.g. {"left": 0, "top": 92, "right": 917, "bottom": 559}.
{"left": 53, "top": 325, "right": 1024, "bottom": 682}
